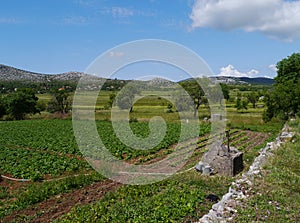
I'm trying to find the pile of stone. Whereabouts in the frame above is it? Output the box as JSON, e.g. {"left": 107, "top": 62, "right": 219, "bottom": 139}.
{"left": 196, "top": 135, "right": 243, "bottom": 177}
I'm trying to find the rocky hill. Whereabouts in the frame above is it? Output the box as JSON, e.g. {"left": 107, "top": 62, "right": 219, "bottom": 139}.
{"left": 214, "top": 76, "right": 274, "bottom": 85}
{"left": 180, "top": 76, "right": 274, "bottom": 86}
{"left": 0, "top": 64, "right": 87, "bottom": 83}
{"left": 0, "top": 64, "right": 274, "bottom": 86}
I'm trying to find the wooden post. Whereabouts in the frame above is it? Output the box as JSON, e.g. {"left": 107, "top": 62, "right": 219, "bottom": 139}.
{"left": 225, "top": 130, "right": 230, "bottom": 153}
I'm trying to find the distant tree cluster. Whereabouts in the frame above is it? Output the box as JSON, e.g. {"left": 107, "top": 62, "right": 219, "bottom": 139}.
{"left": 246, "top": 91, "right": 260, "bottom": 108}
{"left": 179, "top": 79, "right": 207, "bottom": 117}
{"left": 263, "top": 53, "right": 300, "bottom": 121}
{"left": 0, "top": 88, "right": 39, "bottom": 120}
{"left": 0, "top": 81, "right": 77, "bottom": 94}
{"left": 178, "top": 79, "right": 230, "bottom": 116}
{"left": 235, "top": 93, "right": 248, "bottom": 112}
{"left": 0, "top": 87, "right": 73, "bottom": 120}
{"left": 115, "top": 85, "right": 140, "bottom": 112}
{"left": 227, "top": 84, "right": 272, "bottom": 92}
{"left": 47, "top": 89, "right": 72, "bottom": 114}
{"left": 102, "top": 79, "right": 128, "bottom": 91}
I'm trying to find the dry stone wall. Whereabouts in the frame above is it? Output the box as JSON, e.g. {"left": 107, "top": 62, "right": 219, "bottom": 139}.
{"left": 197, "top": 124, "right": 295, "bottom": 223}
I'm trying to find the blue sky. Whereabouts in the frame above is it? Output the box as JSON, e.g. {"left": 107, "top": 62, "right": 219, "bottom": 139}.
{"left": 1, "top": 0, "right": 300, "bottom": 80}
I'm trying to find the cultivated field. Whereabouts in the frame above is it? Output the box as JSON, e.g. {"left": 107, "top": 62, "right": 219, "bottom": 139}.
{"left": 0, "top": 91, "right": 288, "bottom": 222}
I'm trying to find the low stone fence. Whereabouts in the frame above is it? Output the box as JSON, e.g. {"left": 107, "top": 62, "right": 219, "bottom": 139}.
{"left": 197, "top": 124, "right": 295, "bottom": 223}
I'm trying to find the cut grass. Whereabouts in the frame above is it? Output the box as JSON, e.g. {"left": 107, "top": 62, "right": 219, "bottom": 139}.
{"left": 227, "top": 112, "right": 283, "bottom": 133}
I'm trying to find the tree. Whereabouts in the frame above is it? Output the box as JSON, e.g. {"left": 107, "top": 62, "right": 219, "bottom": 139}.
{"left": 36, "top": 100, "right": 47, "bottom": 112}
{"left": 174, "top": 90, "right": 194, "bottom": 112}
{"left": 104, "top": 93, "right": 116, "bottom": 110}
{"left": 235, "top": 94, "right": 248, "bottom": 112}
{"left": 0, "top": 96, "right": 7, "bottom": 118}
{"left": 47, "top": 89, "right": 72, "bottom": 114}
{"left": 180, "top": 80, "right": 206, "bottom": 117}
{"left": 276, "top": 53, "right": 300, "bottom": 85}
{"left": 220, "top": 83, "right": 230, "bottom": 101}
{"left": 166, "top": 103, "right": 173, "bottom": 113}
{"left": 262, "top": 92, "right": 277, "bottom": 121}
{"left": 246, "top": 91, "right": 259, "bottom": 108}
{"left": 115, "top": 85, "right": 140, "bottom": 112}
{"left": 5, "top": 88, "right": 39, "bottom": 120}
{"left": 263, "top": 53, "right": 300, "bottom": 121}
{"left": 205, "top": 82, "right": 227, "bottom": 107}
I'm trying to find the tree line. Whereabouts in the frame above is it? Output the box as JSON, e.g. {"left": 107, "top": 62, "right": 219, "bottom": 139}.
{"left": 1, "top": 52, "right": 299, "bottom": 121}
{"left": 263, "top": 53, "right": 300, "bottom": 121}
{"left": 0, "top": 88, "right": 72, "bottom": 120}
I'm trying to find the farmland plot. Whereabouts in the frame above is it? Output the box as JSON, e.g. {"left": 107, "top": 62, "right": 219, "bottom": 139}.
{"left": 0, "top": 119, "right": 277, "bottom": 222}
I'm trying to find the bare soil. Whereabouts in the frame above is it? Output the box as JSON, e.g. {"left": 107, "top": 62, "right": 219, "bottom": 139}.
{"left": 1, "top": 180, "right": 121, "bottom": 223}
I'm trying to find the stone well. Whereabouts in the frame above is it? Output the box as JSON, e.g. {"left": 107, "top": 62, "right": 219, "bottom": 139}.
{"left": 201, "top": 139, "right": 244, "bottom": 176}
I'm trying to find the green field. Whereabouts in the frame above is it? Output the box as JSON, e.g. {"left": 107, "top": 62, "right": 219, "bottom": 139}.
{"left": 0, "top": 89, "right": 289, "bottom": 222}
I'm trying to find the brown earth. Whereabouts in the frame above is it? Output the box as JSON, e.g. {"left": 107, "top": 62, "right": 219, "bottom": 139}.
{"left": 1, "top": 179, "right": 121, "bottom": 223}
{"left": 233, "top": 130, "right": 270, "bottom": 151}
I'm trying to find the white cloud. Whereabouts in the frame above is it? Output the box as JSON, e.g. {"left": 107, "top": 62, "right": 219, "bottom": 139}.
{"left": 109, "top": 51, "right": 125, "bottom": 57}
{"left": 0, "top": 17, "right": 19, "bottom": 24}
{"left": 247, "top": 69, "right": 259, "bottom": 77}
{"left": 101, "top": 7, "right": 134, "bottom": 18}
{"left": 218, "top": 64, "right": 259, "bottom": 77}
{"left": 63, "top": 16, "right": 89, "bottom": 25}
{"left": 112, "top": 7, "right": 133, "bottom": 17}
{"left": 264, "top": 75, "right": 273, "bottom": 79}
{"left": 75, "top": 0, "right": 97, "bottom": 7}
{"left": 190, "top": 0, "right": 300, "bottom": 41}
{"left": 101, "top": 7, "right": 155, "bottom": 18}
{"left": 268, "top": 64, "right": 278, "bottom": 72}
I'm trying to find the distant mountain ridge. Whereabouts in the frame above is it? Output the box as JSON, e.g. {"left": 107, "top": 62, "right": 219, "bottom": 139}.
{"left": 0, "top": 64, "right": 87, "bottom": 82}
{"left": 0, "top": 64, "right": 274, "bottom": 85}
{"left": 214, "top": 76, "right": 274, "bottom": 85}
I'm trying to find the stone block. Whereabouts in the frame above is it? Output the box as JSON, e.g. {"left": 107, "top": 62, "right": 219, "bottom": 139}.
{"left": 202, "top": 144, "right": 243, "bottom": 176}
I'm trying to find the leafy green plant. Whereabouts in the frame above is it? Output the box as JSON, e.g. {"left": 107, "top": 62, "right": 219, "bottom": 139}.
{"left": 0, "top": 172, "right": 105, "bottom": 219}
{"left": 0, "top": 117, "right": 282, "bottom": 222}
{"left": 57, "top": 172, "right": 231, "bottom": 223}
{"left": 0, "top": 145, "right": 90, "bottom": 179}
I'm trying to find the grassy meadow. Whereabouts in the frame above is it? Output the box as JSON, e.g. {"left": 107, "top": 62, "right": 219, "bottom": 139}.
{"left": 235, "top": 119, "right": 300, "bottom": 222}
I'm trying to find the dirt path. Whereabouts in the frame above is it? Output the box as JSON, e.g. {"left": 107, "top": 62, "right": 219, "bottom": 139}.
{"left": 2, "top": 180, "right": 121, "bottom": 223}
